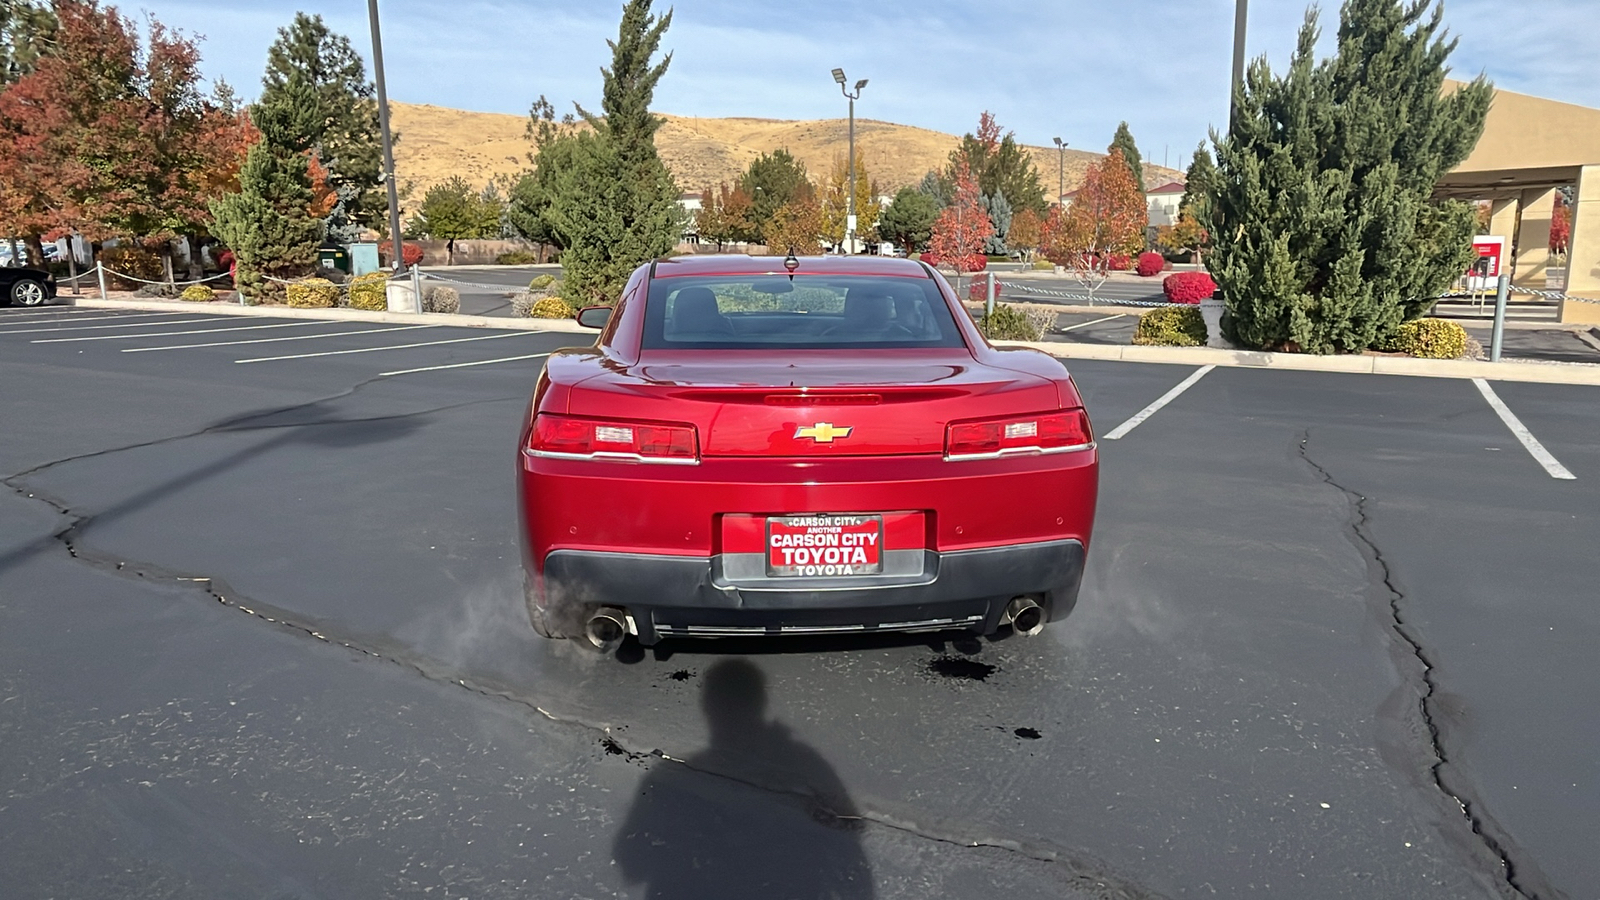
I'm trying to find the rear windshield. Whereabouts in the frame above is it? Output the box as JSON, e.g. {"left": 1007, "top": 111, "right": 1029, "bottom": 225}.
{"left": 641, "top": 274, "right": 968, "bottom": 350}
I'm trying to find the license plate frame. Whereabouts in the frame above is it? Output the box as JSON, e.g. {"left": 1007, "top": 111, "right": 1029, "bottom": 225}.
{"left": 765, "top": 514, "right": 884, "bottom": 577}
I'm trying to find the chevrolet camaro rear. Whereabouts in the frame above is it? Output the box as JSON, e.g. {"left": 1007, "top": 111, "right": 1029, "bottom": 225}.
{"left": 517, "top": 255, "right": 1098, "bottom": 650}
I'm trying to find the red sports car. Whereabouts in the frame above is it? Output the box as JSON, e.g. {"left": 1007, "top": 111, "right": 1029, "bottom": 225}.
{"left": 517, "top": 255, "right": 1098, "bottom": 651}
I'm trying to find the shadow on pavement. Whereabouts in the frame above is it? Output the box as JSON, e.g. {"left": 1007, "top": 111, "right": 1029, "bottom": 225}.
{"left": 613, "top": 659, "right": 874, "bottom": 899}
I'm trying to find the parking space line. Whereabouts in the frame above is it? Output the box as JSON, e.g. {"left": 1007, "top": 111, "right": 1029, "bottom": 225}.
{"left": 33, "top": 321, "right": 329, "bottom": 344}
{"left": 1, "top": 316, "right": 222, "bottom": 335}
{"left": 380, "top": 352, "right": 551, "bottom": 377}
{"left": 0, "top": 309, "right": 159, "bottom": 322}
{"left": 236, "top": 331, "right": 533, "bottom": 364}
{"left": 1102, "top": 365, "right": 1216, "bottom": 440}
{"left": 1472, "top": 379, "right": 1576, "bottom": 480}
{"left": 1059, "top": 313, "right": 1127, "bottom": 332}
{"left": 122, "top": 324, "right": 438, "bottom": 353}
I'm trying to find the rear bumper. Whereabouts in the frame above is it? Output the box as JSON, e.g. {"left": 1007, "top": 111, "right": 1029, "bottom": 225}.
{"left": 535, "top": 539, "right": 1085, "bottom": 645}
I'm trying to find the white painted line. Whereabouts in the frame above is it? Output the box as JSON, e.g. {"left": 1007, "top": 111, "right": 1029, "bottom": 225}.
{"left": 33, "top": 321, "right": 328, "bottom": 344}
{"left": 379, "top": 352, "right": 551, "bottom": 377}
{"left": 236, "top": 330, "right": 532, "bottom": 364}
{"left": 1102, "top": 365, "right": 1216, "bottom": 440}
{"left": 0, "top": 308, "right": 152, "bottom": 321}
{"left": 1471, "top": 378, "right": 1576, "bottom": 480}
{"left": 122, "top": 324, "right": 438, "bottom": 352}
{"left": 1, "top": 316, "right": 223, "bottom": 335}
{"left": 1059, "top": 313, "right": 1127, "bottom": 333}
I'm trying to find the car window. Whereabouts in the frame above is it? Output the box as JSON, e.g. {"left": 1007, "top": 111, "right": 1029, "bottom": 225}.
{"left": 640, "top": 274, "right": 967, "bottom": 350}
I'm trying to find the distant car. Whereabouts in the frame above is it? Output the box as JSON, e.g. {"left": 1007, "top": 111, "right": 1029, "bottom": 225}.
{"left": 0, "top": 266, "right": 56, "bottom": 306}
{"left": 517, "top": 254, "right": 1099, "bottom": 652}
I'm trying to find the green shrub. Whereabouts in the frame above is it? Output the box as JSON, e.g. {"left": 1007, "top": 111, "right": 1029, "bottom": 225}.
{"left": 135, "top": 282, "right": 181, "bottom": 298}
{"left": 285, "top": 277, "right": 340, "bottom": 308}
{"left": 1133, "top": 306, "right": 1207, "bottom": 346}
{"left": 1385, "top": 318, "right": 1467, "bottom": 359}
{"left": 422, "top": 285, "right": 461, "bottom": 314}
{"left": 971, "top": 303, "right": 1055, "bottom": 341}
{"left": 527, "top": 273, "right": 557, "bottom": 291}
{"left": 496, "top": 250, "right": 543, "bottom": 265}
{"left": 180, "top": 284, "right": 215, "bottom": 302}
{"left": 347, "top": 272, "right": 389, "bottom": 310}
{"left": 1031, "top": 258, "right": 1055, "bottom": 271}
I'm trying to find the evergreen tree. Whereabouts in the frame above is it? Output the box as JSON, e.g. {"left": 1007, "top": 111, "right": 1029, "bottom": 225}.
{"left": 917, "top": 170, "right": 951, "bottom": 208}
{"left": 981, "top": 191, "right": 1012, "bottom": 255}
{"left": 508, "top": 98, "right": 578, "bottom": 258}
{"left": 1109, "top": 122, "right": 1144, "bottom": 192}
{"left": 738, "top": 149, "right": 812, "bottom": 234}
{"left": 1206, "top": 0, "right": 1491, "bottom": 353}
{"left": 210, "top": 72, "right": 323, "bottom": 302}
{"left": 550, "top": 0, "right": 682, "bottom": 304}
{"left": 260, "top": 13, "right": 382, "bottom": 233}
{"left": 878, "top": 187, "right": 939, "bottom": 252}
{"left": 1179, "top": 142, "right": 1216, "bottom": 217}
{"left": 947, "top": 112, "right": 1047, "bottom": 215}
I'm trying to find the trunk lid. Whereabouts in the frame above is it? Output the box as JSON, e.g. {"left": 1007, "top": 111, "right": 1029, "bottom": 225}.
{"left": 563, "top": 350, "right": 1062, "bottom": 457}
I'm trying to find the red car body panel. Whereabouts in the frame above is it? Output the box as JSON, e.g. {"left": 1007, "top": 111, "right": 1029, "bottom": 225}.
{"left": 517, "top": 255, "right": 1098, "bottom": 645}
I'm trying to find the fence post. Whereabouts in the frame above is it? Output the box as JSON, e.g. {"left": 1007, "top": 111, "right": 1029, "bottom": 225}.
{"left": 96, "top": 262, "right": 108, "bottom": 300}
{"left": 986, "top": 271, "right": 997, "bottom": 317}
{"left": 1490, "top": 273, "right": 1508, "bottom": 362}
{"left": 410, "top": 265, "right": 423, "bottom": 314}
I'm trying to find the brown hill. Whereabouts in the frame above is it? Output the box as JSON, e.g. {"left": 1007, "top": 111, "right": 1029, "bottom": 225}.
{"left": 389, "top": 102, "right": 1183, "bottom": 201}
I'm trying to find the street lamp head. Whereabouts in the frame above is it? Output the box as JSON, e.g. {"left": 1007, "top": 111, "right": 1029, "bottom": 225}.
{"left": 831, "top": 68, "right": 846, "bottom": 84}
{"left": 1053, "top": 136, "right": 1063, "bottom": 147}
{"left": 854, "top": 78, "right": 868, "bottom": 91}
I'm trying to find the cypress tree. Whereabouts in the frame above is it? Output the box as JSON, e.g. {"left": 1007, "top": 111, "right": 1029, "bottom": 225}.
{"left": 1109, "top": 122, "right": 1144, "bottom": 192}
{"left": 1179, "top": 142, "right": 1216, "bottom": 217}
{"left": 1206, "top": 0, "right": 1491, "bottom": 353}
{"left": 553, "top": 0, "right": 682, "bottom": 304}
{"left": 260, "top": 13, "right": 382, "bottom": 232}
{"left": 210, "top": 72, "right": 323, "bottom": 302}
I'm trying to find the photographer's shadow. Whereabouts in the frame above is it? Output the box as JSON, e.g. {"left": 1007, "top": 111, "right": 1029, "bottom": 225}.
{"left": 613, "top": 659, "right": 874, "bottom": 899}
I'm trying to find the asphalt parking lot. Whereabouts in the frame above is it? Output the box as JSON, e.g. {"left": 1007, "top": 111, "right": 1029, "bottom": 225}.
{"left": 2, "top": 304, "right": 1597, "bottom": 898}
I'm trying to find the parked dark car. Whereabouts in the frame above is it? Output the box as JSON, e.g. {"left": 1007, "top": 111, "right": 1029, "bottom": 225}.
{"left": 1, "top": 266, "right": 57, "bottom": 306}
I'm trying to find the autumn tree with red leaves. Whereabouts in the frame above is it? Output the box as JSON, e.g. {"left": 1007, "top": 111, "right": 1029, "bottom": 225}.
{"left": 1551, "top": 196, "right": 1570, "bottom": 259}
{"left": 1046, "top": 148, "right": 1147, "bottom": 298}
{"left": 0, "top": 0, "right": 252, "bottom": 273}
{"left": 927, "top": 159, "right": 994, "bottom": 293}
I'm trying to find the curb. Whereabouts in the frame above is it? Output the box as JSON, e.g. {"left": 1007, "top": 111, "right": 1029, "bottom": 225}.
{"left": 995, "top": 339, "right": 1600, "bottom": 386}
{"left": 62, "top": 297, "right": 593, "bottom": 334}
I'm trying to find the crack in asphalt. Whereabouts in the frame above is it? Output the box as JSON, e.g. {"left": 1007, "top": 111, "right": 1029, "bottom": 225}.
{"left": 1297, "top": 430, "right": 1540, "bottom": 900}
{"left": 2, "top": 404, "right": 1160, "bottom": 900}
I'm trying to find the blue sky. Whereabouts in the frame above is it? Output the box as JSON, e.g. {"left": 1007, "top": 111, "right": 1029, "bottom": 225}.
{"left": 139, "top": 0, "right": 1598, "bottom": 170}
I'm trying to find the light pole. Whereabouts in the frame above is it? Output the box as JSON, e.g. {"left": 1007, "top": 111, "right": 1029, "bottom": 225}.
{"left": 831, "top": 68, "right": 867, "bottom": 254}
{"left": 367, "top": 0, "right": 416, "bottom": 310}
{"left": 1052, "top": 137, "right": 1066, "bottom": 206}
{"left": 1230, "top": 0, "right": 1248, "bottom": 127}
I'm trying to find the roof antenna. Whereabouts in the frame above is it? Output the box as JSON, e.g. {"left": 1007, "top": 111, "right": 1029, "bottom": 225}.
{"left": 783, "top": 248, "right": 799, "bottom": 280}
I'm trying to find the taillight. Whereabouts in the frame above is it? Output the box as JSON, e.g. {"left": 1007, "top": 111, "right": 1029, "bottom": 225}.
{"left": 526, "top": 414, "right": 699, "bottom": 464}
{"left": 945, "top": 409, "right": 1094, "bottom": 461}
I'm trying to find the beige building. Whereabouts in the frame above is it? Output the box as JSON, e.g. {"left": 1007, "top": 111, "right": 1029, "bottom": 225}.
{"left": 1435, "top": 83, "right": 1600, "bottom": 323}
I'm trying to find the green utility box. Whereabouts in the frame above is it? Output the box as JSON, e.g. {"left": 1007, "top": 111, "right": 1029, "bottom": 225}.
{"left": 318, "top": 246, "right": 351, "bottom": 273}
{"left": 348, "top": 242, "right": 380, "bottom": 276}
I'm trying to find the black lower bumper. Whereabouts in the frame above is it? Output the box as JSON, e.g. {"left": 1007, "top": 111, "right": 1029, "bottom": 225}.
{"left": 534, "top": 539, "right": 1085, "bottom": 645}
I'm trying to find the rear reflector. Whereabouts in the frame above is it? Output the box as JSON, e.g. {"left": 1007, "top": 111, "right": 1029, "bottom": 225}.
{"left": 527, "top": 414, "right": 698, "bottom": 464}
{"left": 945, "top": 409, "right": 1093, "bottom": 460}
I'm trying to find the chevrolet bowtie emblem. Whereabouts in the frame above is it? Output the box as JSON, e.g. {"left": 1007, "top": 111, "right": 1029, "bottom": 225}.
{"left": 795, "top": 422, "right": 853, "bottom": 443}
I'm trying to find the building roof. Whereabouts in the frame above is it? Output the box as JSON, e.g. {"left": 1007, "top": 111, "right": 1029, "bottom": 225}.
{"left": 1146, "top": 181, "right": 1186, "bottom": 195}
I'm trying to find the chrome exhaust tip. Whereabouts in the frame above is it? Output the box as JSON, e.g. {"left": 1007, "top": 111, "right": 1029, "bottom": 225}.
{"left": 585, "top": 607, "right": 628, "bottom": 652}
{"left": 1004, "top": 596, "right": 1045, "bottom": 636}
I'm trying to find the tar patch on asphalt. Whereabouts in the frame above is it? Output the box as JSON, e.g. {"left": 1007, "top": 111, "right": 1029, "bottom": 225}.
{"left": 600, "top": 736, "right": 649, "bottom": 764}
{"left": 1013, "top": 727, "right": 1042, "bottom": 740}
{"left": 926, "top": 655, "right": 997, "bottom": 682}
{"left": 666, "top": 669, "right": 695, "bottom": 682}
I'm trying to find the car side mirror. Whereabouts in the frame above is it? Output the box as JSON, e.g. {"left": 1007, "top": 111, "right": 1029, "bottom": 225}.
{"left": 576, "top": 306, "right": 613, "bottom": 329}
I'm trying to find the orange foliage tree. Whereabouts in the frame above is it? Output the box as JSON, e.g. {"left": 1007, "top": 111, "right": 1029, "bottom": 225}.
{"left": 927, "top": 159, "right": 994, "bottom": 292}
{"left": 1046, "top": 148, "right": 1147, "bottom": 296}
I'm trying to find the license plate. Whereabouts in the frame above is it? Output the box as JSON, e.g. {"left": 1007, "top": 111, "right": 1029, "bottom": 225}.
{"left": 766, "top": 514, "right": 883, "bottom": 577}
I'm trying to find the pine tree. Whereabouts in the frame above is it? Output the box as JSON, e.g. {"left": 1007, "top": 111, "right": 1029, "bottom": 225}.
{"left": 981, "top": 191, "right": 1012, "bottom": 255}
{"left": 1179, "top": 142, "right": 1216, "bottom": 217}
{"left": 879, "top": 187, "right": 939, "bottom": 253}
{"left": 739, "top": 149, "right": 812, "bottom": 234}
{"left": 1206, "top": 0, "right": 1491, "bottom": 353}
{"left": 1109, "top": 122, "right": 1144, "bottom": 193}
{"left": 260, "top": 13, "right": 382, "bottom": 233}
{"left": 210, "top": 72, "right": 323, "bottom": 302}
{"left": 946, "top": 112, "right": 1047, "bottom": 215}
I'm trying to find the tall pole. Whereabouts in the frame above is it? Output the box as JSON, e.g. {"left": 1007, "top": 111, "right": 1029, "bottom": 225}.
{"left": 1053, "top": 137, "right": 1066, "bottom": 206}
{"left": 847, "top": 94, "right": 855, "bottom": 254}
{"left": 368, "top": 0, "right": 409, "bottom": 303}
{"left": 1230, "top": 0, "right": 1248, "bottom": 127}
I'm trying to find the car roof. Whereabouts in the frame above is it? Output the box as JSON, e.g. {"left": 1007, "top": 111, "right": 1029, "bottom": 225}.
{"left": 650, "top": 254, "right": 932, "bottom": 279}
